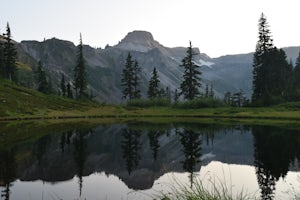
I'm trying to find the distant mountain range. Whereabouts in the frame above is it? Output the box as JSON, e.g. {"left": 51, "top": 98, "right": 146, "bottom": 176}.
{"left": 15, "top": 30, "right": 300, "bottom": 103}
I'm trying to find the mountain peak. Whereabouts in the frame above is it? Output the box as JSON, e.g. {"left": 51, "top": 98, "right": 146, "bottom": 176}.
{"left": 122, "top": 30, "right": 154, "bottom": 43}
{"left": 116, "top": 30, "right": 161, "bottom": 52}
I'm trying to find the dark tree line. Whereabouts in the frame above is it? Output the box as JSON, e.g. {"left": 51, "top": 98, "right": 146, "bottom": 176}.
{"left": 252, "top": 13, "right": 294, "bottom": 105}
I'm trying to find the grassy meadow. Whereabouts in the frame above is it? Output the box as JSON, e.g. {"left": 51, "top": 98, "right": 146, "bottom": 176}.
{"left": 1, "top": 79, "right": 300, "bottom": 123}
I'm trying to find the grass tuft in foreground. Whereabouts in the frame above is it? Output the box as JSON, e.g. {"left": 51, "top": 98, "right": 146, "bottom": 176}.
{"left": 153, "top": 176, "right": 257, "bottom": 200}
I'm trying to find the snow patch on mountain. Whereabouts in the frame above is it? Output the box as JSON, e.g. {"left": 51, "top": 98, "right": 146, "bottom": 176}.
{"left": 198, "top": 59, "right": 215, "bottom": 68}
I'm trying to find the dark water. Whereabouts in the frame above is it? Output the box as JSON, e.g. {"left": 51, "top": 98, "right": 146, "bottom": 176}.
{"left": 1, "top": 121, "right": 300, "bottom": 200}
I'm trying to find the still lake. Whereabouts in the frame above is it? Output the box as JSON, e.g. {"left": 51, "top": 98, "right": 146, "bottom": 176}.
{"left": 1, "top": 121, "right": 300, "bottom": 200}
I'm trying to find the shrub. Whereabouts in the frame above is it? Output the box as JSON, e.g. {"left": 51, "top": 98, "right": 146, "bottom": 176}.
{"left": 173, "top": 98, "right": 226, "bottom": 109}
{"left": 127, "top": 98, "right": 171, "bottom": 108}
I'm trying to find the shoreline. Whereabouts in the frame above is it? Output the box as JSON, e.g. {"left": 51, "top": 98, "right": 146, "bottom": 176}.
{"left": 1, "top": 110, "right": 300, "bottom": 122}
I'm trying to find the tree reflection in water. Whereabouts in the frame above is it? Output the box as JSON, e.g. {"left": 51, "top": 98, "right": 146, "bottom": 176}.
{"left": 0, "top": 148, "right": 16, "bottom": 200}
{"left": 121, "top": 128, "right": 141, "bottom": 175}
{"left": 253, "top": 126, "right": 300, "bottom": 200}
{"left": 1, "top": 123, "right": 300, "bottom": 199}
{"left": 147, "top": 130, "right": 162, "bottom": 161}
{"left": 33, "top": 134, "right": 51, "bottom": 166}
{"left": 178, "top": 128, "right": 202, "bottom": 187}
{"left": 72, "top": 129, "right": 90, "bottom": 197}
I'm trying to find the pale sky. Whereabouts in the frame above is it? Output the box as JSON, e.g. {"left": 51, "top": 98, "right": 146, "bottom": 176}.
{"left": 1, "top": 0, "right": 300, "bottom": 58}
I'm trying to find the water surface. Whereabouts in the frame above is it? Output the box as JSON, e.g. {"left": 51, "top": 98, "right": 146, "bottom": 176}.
{"left": 0, "top": 121, "right": 300, "bottom": 199}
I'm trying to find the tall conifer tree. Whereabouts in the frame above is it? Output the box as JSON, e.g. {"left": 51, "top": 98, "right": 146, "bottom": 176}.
{"left": 0, "top": 37, "right": 4, "bottom": 78}
{"left": 293, "top": 50, "right": 300, "bottom": 86}
{"left": 179, "top": 41, "right": 201, "bottom": 100}
{"left": 252, "top": 13, "right": 292, "bottom": 104}
{"left": 3, "top": 23, "right": 17, "bottom": 81}
{"left": 121, "top": 53, "right": 134, "bottom": 100}
{"left": 289, "top": 50, "right": 300, "bottom": 100}
{"left": 36, "top": 61, "right": 48, "bottom": 93}
{"left": 209, "top": 84, "right": 214, "bottom": 98}
{"left": 74, "top": 34, "right": 87, "bottom": 98}
{"left": 147, "top": 67, "right": 160, "bottom": 98}
{"left": 132, "top": 59, "right": 141, "bottom": 99}
{"left": 252, "top": 13, "right": 274, "bottom": 102}
{"left": 60, "top": 74, "right": 66, "bottom": 96}
{"left": 67, "top": 82, "right": 73, "bottom": 99}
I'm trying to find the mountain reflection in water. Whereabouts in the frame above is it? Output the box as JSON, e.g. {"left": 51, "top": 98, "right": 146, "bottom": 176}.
{"left": 0, "top": 122, "right": 300, "bottom": 200}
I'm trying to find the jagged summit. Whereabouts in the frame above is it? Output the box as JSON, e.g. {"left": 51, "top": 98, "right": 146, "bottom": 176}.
{"left": 115, "top": 30, "right": 161, "bottom": 52}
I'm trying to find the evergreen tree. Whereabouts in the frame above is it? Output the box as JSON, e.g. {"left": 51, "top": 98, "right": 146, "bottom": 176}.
{"left": 132, "top": 59, "right": 141, "bottom": 99}
{"left": 252, "top": 13, "right": 274, "bottom": 103}
{"left": 179, "top": 41, "right": 201, "bottom": 100}
{"left": 47, "top": 78, "right": 53, "bottom": 94}
{"left": 36, "top": 61, "right": 48, "bottom": 93}
{"left": 290, "top": 50, "right": 300, "bottom": 100}
{"left": 74, "top": 34, "right": 87, "bottom": 98}
{"left": 224, "top": 92, "right": 232, "bottom": 105}
{"left": 205, "top": 84, "right": 209, "bottom": 98}
{"left": 174, "top": 89, "right": 179, "bottom": 102}
{"left": 3, "top": 23, "right": 17, "bottom": 81}
{"left": 147, "top": 131, "right": 161, "bottom": 160}
{"left": 293, "top": 50, "right": 300, "bottom": 86}
{"left": 60, "top": 74, "right": 66, "bottom": 96}
{"left": 267, "top": 48, "right": 292, "bottom": 97}
{"left": 165, "top": 86, "right": 171, "bottom": 101}
{"left": 67, "top": 82, "right": 73, "bottom": 98}
{"left": 0, "top": 38, "right": 4, "bottom": 78}
{"left": 232, "top": 90, "right": 244, "bottom": 107}
{"left": 179, "top": 129, "right": 202, "bottom": 187}
{"left": 72, "top": 130, "right": 88, "bottom": 197}
{"left": 252, "top": 13, "right": 292, "bottom": 105}
{"left": 0, "top": 149, "right": 16, "bottom": 200}
{"left": 159, "top": 87, "right": 166, "bottom": 98}
{"left": 121, "top": 53, "right": 134, "bottom": 100}
{"left": 147, "top": 67, "right": 160, "bottom": 98}
{"left": 209, "top": 84, "right": 214, "bottom": 98}
{"left": 121, "top": 128, "right": 141, "bottom": 175}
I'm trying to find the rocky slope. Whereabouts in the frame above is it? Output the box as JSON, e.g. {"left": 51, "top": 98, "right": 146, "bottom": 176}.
{"left": 16, "top": 31, "right": 300, "bottom": 103}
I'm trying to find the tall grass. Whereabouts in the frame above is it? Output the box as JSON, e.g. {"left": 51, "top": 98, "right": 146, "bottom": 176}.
{"left": 153, "top": 176, "right": 257, "bottom": 200}
{"left": 173, "top": 98, "right": 226, "bottom": 109}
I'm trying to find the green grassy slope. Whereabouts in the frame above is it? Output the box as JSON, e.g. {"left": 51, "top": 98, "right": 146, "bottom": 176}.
{"left": 0, "top": 79, "right": 95, "bottom": 117}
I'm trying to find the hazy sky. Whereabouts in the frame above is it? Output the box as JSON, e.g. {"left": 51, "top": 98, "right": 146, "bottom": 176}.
{"left": 1, "top": 0, "right": 300, "bottom": 57}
